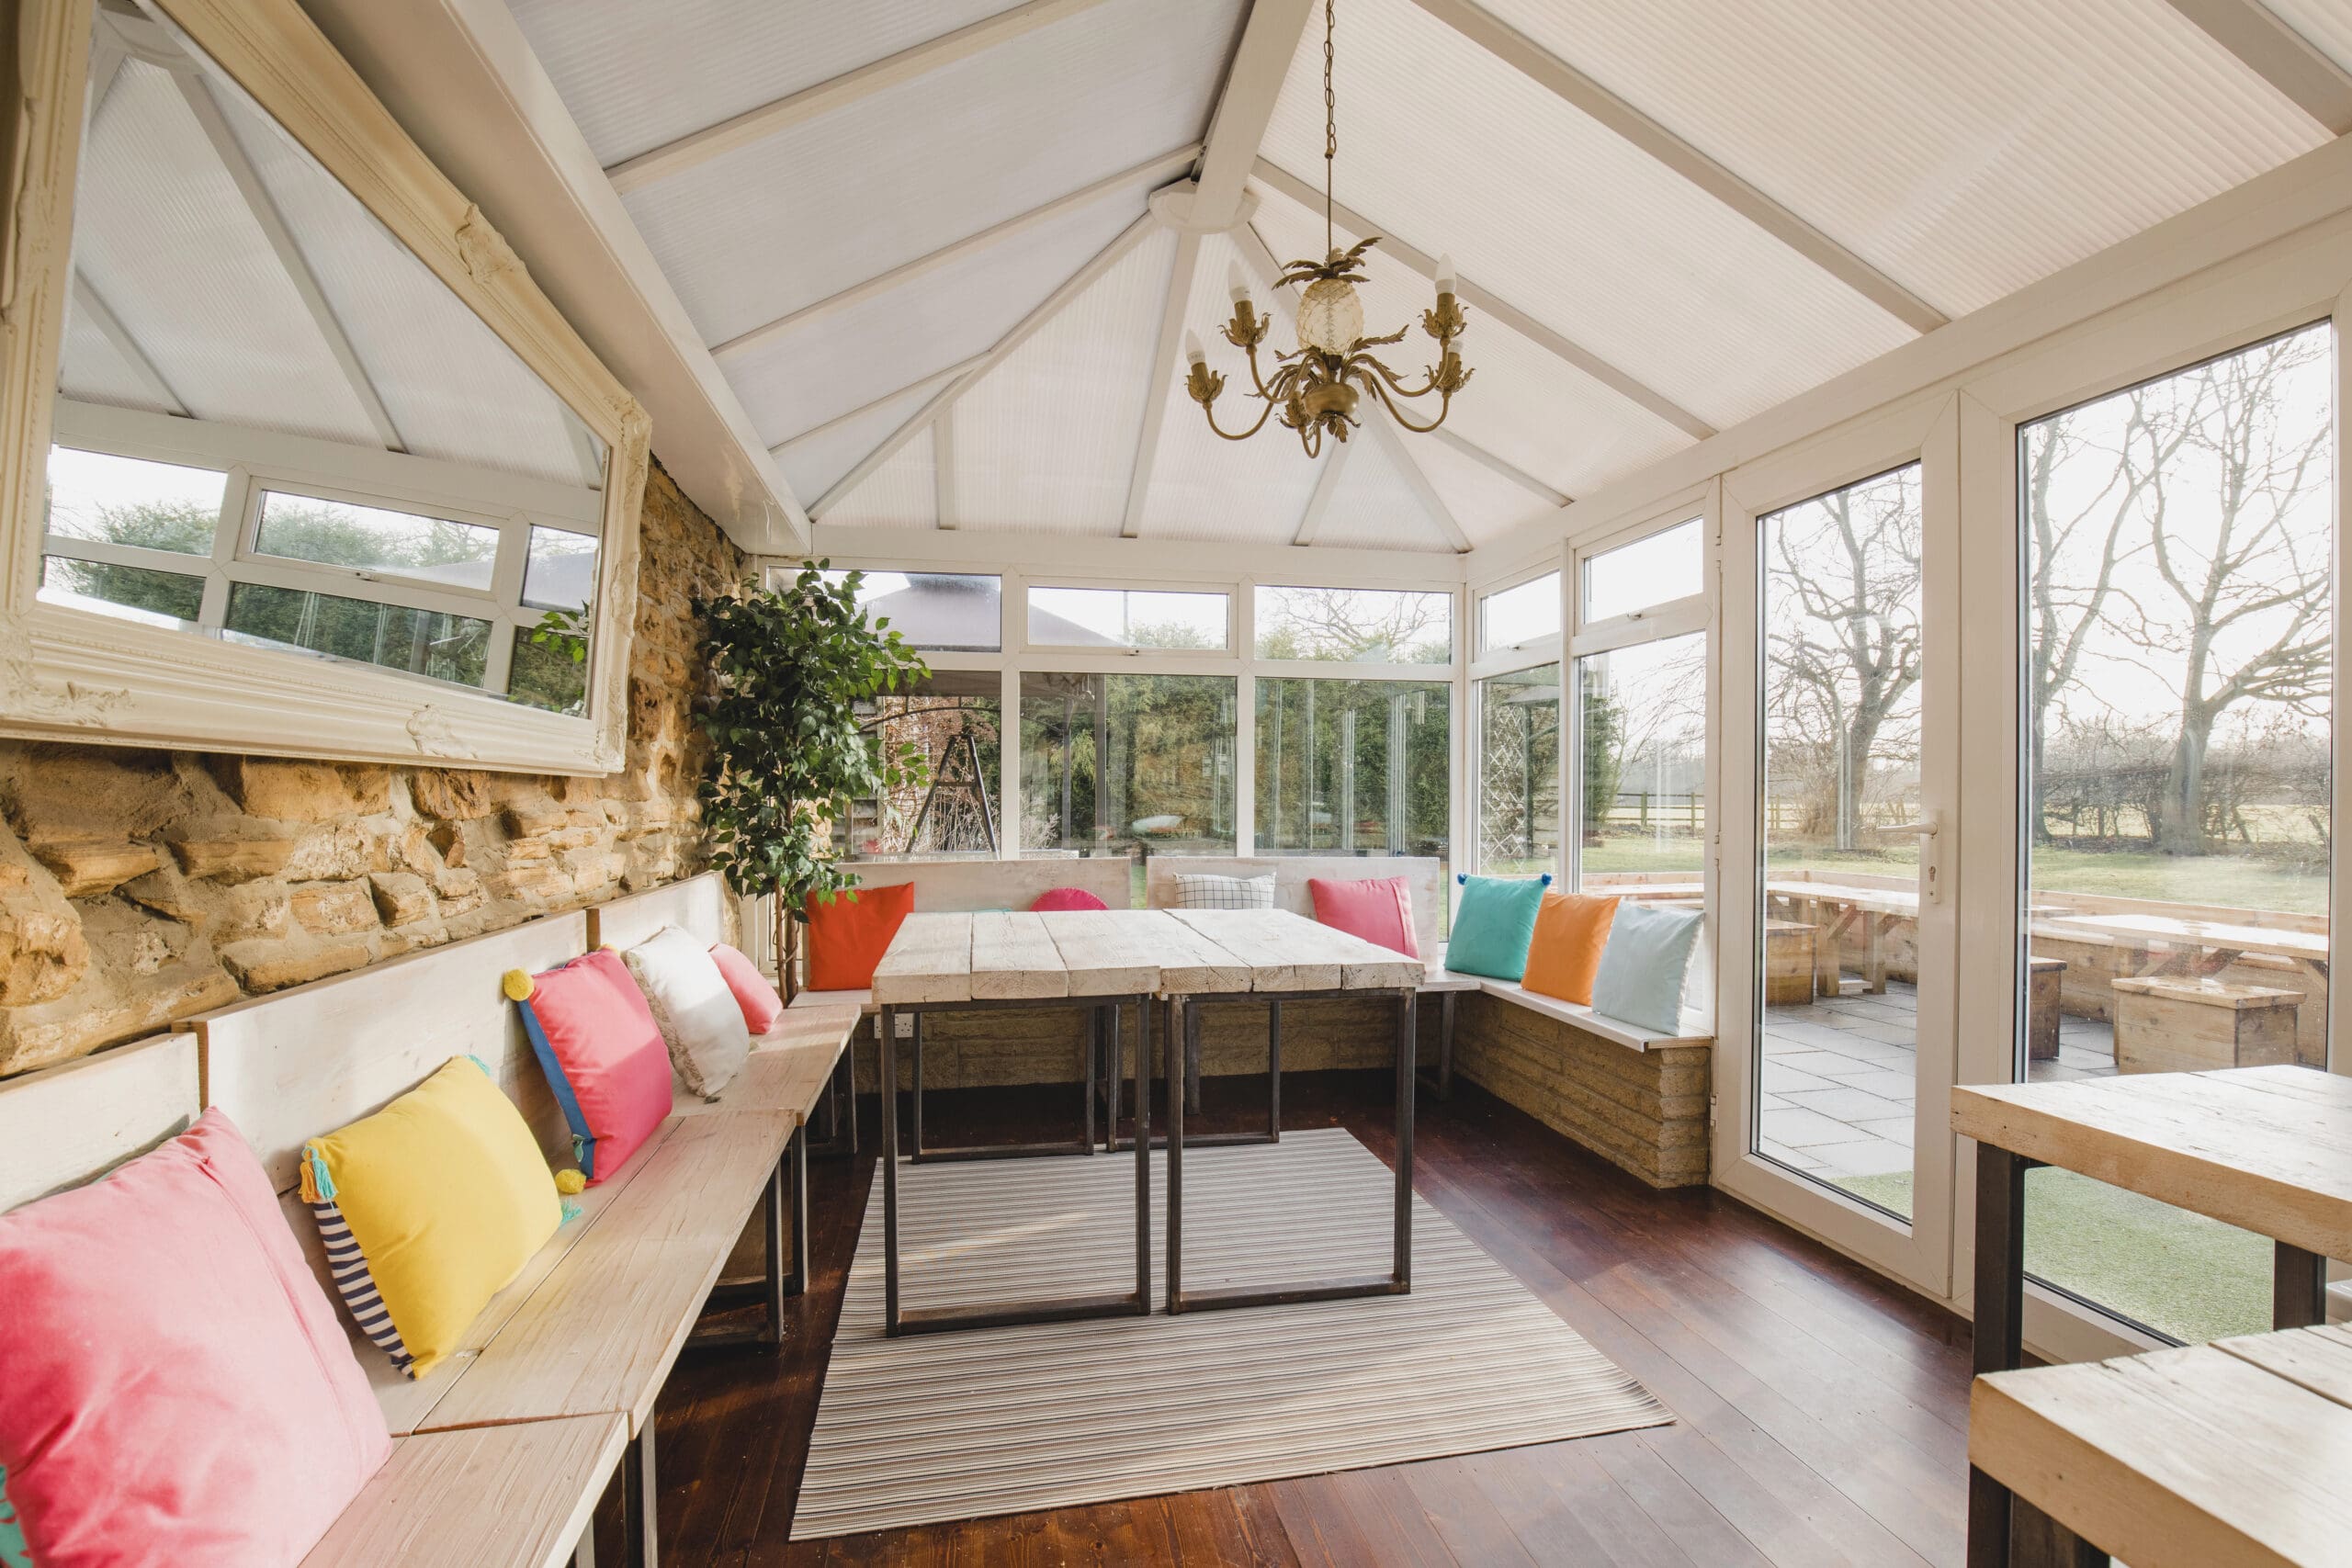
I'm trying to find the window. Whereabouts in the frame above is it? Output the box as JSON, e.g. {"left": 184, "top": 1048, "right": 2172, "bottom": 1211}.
{"left": 1756, "top": 464, "right": 1924, "bottom": 1218}
{"left": 1255, "top": 585, "right": 1451, "bottom": 663}
{"left": 1256, "top": 678, "right": 1450, "bottom": 866}
{"left": 821, "top": 570, "right": 1002, "bottom": 651}
{"left": 38, "top": 441, "right": 591, "bottom": 709}
{"left": 1582, "top": 517, "right": 1702, "bottom": 626}
{"left": 252, "top": 491, "right": 499, "bottom": 591}
{"left": 222, "top": 581, "right": 492, "bottom": 688}
{"left": 1029, "top": 586, "right": 1227, "bottom": 650}
{"left": 1477, "top": 571, "right": 1560, "bottom": 655}
{"left": 1019, "top": 673, "right": 1236, "bottom": 863}
{"left": 2018, "top": 323, "right": 2331, "bottom": 1344}
{"left": 842, "top": 672, "right": 1004, "bottom": 859}
{"left": 1576, "top": 633, "right": 1706, "bottom": 888}
{"left": 1476, "top": 662, "right": 1559, "bottom": 874}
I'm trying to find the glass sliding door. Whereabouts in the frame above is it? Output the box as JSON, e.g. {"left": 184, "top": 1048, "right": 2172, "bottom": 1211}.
{"left": 2018, "top": 322, "right": 2333, "bottom": 1343}
{"left": 1756, "top": 465, "right": 1928, "bottom": 1218}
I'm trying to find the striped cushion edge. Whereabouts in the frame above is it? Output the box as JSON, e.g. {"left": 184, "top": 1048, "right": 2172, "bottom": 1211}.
{"left": 1170, "top": 873, "right": 1275, "bottom": 910}
{"left": 310, "top": 1197, "right": 415, "bottom": 1378}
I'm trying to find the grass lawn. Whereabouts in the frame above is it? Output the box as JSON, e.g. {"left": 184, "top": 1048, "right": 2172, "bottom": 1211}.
{"left": 1835, "top": 1168, "right": 2272, "bottom": 1345}
{"left": 1584, "top": 838, "right": 2327, "bottom": 916}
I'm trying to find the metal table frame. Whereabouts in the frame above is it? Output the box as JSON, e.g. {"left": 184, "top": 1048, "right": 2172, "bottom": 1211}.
{"left": 880, "top": 993, "right": 1151, "bottom": 1337}
{"left": 1107, "top": 996, "right": 1281, "bottom": 1152}
{"left": 1966, "top": 1143, "right": 2332, "bottom": 1568}
{"left": 1164, "top": 986, "right": 1416, "bottom": 1314}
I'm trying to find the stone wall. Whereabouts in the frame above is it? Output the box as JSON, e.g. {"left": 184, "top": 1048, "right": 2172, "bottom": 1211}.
{"left": 0, "top": 461, "right": 741, "bottom": 1077}
{"left": 1448, "top": 992, "right": 1711, "bottom": 1188}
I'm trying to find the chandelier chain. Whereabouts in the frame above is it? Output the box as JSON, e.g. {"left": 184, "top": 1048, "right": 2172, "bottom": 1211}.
{"left": 1323, "top": 0, "right": 1336, "bottom": 256}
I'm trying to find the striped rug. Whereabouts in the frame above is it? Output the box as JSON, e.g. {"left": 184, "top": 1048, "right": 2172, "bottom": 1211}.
{"left": 793, "top": 1127, "right": 1670, "bottom": 1539}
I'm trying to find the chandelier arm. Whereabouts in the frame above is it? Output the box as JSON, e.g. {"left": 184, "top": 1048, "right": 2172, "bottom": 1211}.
{"left": 1362, "top": 375, "right": 1453, "bottom": 434}
{"left": 1238, "top": 339, "right": 1283, "bottom": 402}
{"left": 1353, "top": 356, "right": 1441, "bottom": 400}
{"left": 1202, "top": 396, "right": 1281, "bottom": 442}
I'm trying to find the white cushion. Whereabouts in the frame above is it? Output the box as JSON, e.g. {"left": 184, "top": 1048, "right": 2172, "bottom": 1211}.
{"left": 621, "top": 924, "right": 751, "bottom": 1100}
{"left": 1170, "top": 872, "right": 1274, "bottom": 909}
{"left": 1590, "top": 904, "right": 1705, "bottom": 1035}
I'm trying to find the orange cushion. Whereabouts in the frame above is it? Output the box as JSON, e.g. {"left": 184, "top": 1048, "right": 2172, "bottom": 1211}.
{"left": 804, "top": 882, "right": 915, "bottom": 991}
{"left": 1519, "top": 891, "right": 1619, "bottom": 1005}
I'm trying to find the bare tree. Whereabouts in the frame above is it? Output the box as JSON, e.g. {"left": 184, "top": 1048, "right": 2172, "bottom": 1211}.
{"left": 2122, "top": 332, "right": 2333, "bottom": 854}
{"left": 1765, "top": 467, "right": 1923, "bottom": 849}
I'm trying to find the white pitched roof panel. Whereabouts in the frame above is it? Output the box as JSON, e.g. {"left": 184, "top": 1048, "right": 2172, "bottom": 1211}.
{"left": 821, "top": 430, "right": 936, "bottom": 530}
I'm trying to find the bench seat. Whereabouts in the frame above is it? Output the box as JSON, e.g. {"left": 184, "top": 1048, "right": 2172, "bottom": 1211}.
{"left": 300, "top": 1414, "right": 625, "bottom": 1568}
{"left": 790, "top": 986, "right": 875, "bottom": 1014}
{"left": 1464, "top": 976, "right": 1710, "bottom": 1051}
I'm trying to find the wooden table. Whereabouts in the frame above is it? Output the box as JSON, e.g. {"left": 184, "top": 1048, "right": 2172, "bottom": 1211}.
{"left": 1951, "top": 1066, "right": 2352, "bottom": 1566}
{"left": 869, "top": 908, "right": 1420, "bottom": 1333}
{"left": 2040, "top": 909, "right": 2330, "bottom": 982}
{"left": 1970, "top": 1325, "right": 2352, "bottom": 1567}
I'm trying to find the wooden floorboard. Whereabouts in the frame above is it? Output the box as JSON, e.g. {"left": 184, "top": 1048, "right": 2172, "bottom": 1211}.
{"left": 599, "top": 1071, "right": 1974, "bottom": 1565}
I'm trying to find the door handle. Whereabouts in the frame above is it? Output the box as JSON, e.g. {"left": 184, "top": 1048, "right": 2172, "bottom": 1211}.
{"left": 1874, "top": 813, "right": 1943, "bottom": 903}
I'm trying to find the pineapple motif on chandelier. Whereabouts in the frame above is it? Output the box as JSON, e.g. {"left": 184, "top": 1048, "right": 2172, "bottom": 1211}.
{"left": 1183, "top": 0, "right": 1472, "bottom": 457}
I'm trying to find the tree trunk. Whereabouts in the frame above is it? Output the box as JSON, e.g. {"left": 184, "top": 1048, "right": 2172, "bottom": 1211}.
{"left": 1834, "top": 709, "right": 1887, "bottom": 852}
{"left": 2155, "top": 706, "right": 2214, "bottom": 855}
{"left": 775, "top": 896, "right": 799, "bottom": 1002}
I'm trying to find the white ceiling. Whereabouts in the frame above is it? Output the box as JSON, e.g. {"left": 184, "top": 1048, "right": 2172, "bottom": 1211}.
{"left": 502, "top": 0, "right": 2346, "bottom": 557}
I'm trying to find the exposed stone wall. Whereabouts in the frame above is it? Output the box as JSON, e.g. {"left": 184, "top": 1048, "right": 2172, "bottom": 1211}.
{"left": 1448, "top": 992, "right": 1711, "bottom": 1188}
{"left": 0, "top": 462, "right": 741, "bottom": 1077}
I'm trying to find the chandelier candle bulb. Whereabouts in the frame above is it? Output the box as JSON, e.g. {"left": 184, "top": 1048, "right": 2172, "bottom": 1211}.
{"left": 1434, "top": 253, "right": 1457, "bottom": 299}
{"left": 1227, "top": 260, "right": 1253, "bottom": 307}
{"left": 1183, "top": 330, "right": 1207, "bottom": 367}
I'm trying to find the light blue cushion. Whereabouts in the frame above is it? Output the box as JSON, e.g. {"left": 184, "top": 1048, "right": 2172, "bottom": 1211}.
{"left": 1589, "top": 903, "right": 1703, "bottom": 1034}
{"left": 1445, "top": 874, "right": 1552, "bottom": 979}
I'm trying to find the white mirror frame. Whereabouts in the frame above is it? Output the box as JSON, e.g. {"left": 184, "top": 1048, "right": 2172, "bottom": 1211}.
{"left": 0, "top": 0, "right": 650, "bottom": 774}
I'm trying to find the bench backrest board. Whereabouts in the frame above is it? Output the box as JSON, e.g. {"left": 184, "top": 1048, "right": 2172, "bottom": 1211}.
{"left": 718, "top": 860, "right": 1138, "bottom": 976}
{"left": 191, "top": 910, "right": 590, "bottom": 1196}
{"left": 1145, "top": 856, "right": 1446, "bottom": 957}
{"left": 0, "top": 1033, "right": 198, "bottom": 1213}
{"left": 591, "top": 873, "right": 733, "bottom": 953}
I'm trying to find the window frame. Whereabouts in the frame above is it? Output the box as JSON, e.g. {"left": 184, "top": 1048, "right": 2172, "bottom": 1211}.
{"left": 1566, "top": 491, "right": 1716, "bottom": 896}
{"left": 1019, "top": 577, "right": 1237, "bottom": 657}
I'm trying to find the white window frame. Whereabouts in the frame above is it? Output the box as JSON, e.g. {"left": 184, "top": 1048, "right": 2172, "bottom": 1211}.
{"left": 39, "top": 401, "right": 601, "bottom": 703}
{"left": 777, "top": 556, "right": 1466, "bottom": 869}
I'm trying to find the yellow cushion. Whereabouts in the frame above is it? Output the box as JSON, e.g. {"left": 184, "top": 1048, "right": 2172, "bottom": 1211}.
{"left": 1519, "top": 892, "right": 1619, "bottom": 1006}
{"left": 302, "top": 1057, "right": 560, "bottom": 1378}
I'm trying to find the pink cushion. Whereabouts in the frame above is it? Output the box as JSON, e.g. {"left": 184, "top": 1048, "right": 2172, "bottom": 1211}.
{"left": 0, "top": 1108, "right": 390, "bottom": 1568}
{"left": 1306, "top": 875, "right": 1421, "bottom": 958}
{"left": 709, "top": 942, "right": 783, "bottom": 1033}
{"left": 521, "top": 950, "right": 674, "bottom": 1184}
{"left": 1030, "top": 887, "right": 1109, "bottom": 912}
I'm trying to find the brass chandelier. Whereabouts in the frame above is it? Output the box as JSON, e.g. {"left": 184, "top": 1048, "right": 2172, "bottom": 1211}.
{"left": 1183, "top": 0, "right": 1471, "bottom": 457}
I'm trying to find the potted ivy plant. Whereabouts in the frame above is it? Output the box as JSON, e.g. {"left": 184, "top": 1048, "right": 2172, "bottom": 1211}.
{"left": 698, "top": 562, "right": 930, "bottom": 999}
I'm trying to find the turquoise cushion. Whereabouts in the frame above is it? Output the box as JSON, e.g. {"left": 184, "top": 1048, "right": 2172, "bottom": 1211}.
{"left": 1445, "top": 874, "right": 1551, "bottom": 979}
{"left": 1589, "top": 904, "right": 1703, "bottom": 1033}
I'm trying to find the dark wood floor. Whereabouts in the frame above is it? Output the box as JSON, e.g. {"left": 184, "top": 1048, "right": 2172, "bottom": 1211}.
{"left": 598, "top": 1072, "right": 1975, "bottom": 1566}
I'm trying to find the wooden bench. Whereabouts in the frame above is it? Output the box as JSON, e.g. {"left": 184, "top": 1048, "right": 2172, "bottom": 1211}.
{"left": 2110, "top": 975, "right": 2300, "bottom": 1074}
{"left": 179, "top": 887, "right": 856, "bottom": 1566}
{"left": 0, "top": 1032, "right": 630, "bottom": 1568}
{"left": 1969, "top": 1325, "right": 2352, "bottom": 1566}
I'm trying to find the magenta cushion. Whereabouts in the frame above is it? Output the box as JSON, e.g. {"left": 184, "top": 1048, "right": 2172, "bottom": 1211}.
{"left": 1030, "top": 887, "right": 1109, "bottom": 912}
{"left": 0, "top": 1108, "right": 391, "bottom": 1568}
{"left": 708, "top": 942, "right": 784, "bottom": 1033}
{"left": 1306, "top": 875, "right": 1421, "bottom": 958}
{"left": 521, "top": 949, "right": 674, "bottom": 1184}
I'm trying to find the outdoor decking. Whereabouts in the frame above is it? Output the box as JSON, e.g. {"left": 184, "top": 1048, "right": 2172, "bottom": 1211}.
{"left": 1758, "top": 982, "right": 2117, "bottom": 1184}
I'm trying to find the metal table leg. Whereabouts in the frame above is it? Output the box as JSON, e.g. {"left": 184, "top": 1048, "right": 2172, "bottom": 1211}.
{"left": 1110, "top": 995, "right": 1280, "bottom": 1152}
{"left": 910, "top": 998, "right": 1107, "bottom": 1162}
{"left": 884, "top": 995, "right": 1152, "bottom": 1337}
{"left": 1168, "top": 987, "right": 1415, "bottom": 1314}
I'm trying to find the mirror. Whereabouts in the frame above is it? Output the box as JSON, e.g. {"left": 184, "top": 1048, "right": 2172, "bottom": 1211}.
{"left": 40, "top": 1, "right": 605, "bottom": 715}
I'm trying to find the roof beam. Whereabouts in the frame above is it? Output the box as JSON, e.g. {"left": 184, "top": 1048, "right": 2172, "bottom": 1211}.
{"left": 1293, "top": 439, "right": 1351, "bottom": 546}
{"left": 1252, "top": 158, "right": 1715, "bottom": 441}
{"left": 1430, "top": 426, "right": 1570, "bottom": 507}
{"left": 1120, "top": 231, "right": 1204, "bottom": 537}
{"left": 1234, "top": 220, "right": 1471, "bottom": 553}
{"left": 714, "top": 144, "right": 1200, "bottom": 363}
{"left": 770, "top": 355, "right": 989, "bottom": 454}
{"left": 813, "top": 214, "right": 1157, "bottom": 518}
{"left": 933, "top": 412, "right": 959, "bottom": 531}
{"left": 175, "top": 74, "right": 406, "bottom": 452}
{"left": 1193, "top": 0, "right": 1317, "bottom": 226}
{"left": 1404, "top": 0, "right": 1949, "bottom": 336}
{"left": 606, "top": 0, "right": 1115, "bottom": 196}
{"left": 71, "top": 276, "right": 187, "bottom": 416}
{"left": 2162, "top": 0, "right": 2352, "bottom": 134}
